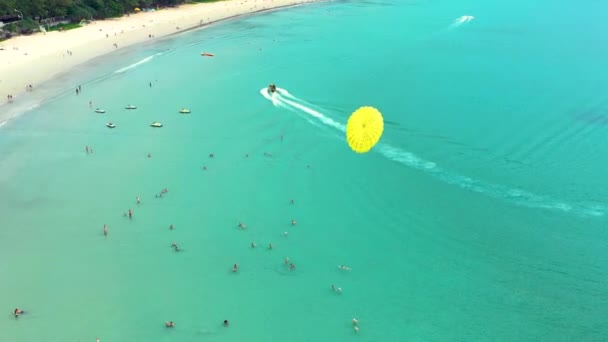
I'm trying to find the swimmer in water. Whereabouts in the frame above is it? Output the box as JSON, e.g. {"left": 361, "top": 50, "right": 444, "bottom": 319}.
{"left": 289, "top": 263, "right": 296, "bottom": 271}
{"left": 284, "top": 257, "right": 290, "bottom": 264}
{"left": 290, "top": 199, "right": 294, "bottom": 204}
{"left": 338, "top": 265, "right": 351, "bottom": 271}
{"left": 232, "top": 263, "right": 239, "bottom": 272}
{"left": 103, "top": 224, "right": 108, "bottom": 236}
{"left": 268, "top": 243, "right": 273, "bottom": 250}
{"left": 165, "top": 321, "right": 175, "bottom": 328}
{"left": 352, "top": 318, "right": 358, "bottom": 326}
{"left": 354, "top": 326, "right": 359, "bottom": 333}
{"left": 169, "top": 224, "right": 174, "bottom": 230}
{"left": 223, "top": 319, "right": 229, "bottom": 327}
{"left": 251, "top": 242, "right": 256, "bottom": 248}
{"left": 291, "top": 219, "right": 296, "bottom": 226}
{"left": 337, "top": 287, "right": 343, "bottom": 294}
{"left": 136, "top": 196, "right": 141, "bottom": 204}
{"left": 284, "top": 231, "right": 288, "bottom": 237}
{"left": 14, "top": 308, "right": 23, "bottom": 317}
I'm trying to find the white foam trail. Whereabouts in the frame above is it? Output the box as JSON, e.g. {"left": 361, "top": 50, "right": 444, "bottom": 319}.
{"left": 260, "top": 88, "right": 283, "bottom": 107}
{"left": 259, "top": 87, "right": 605, "bottom": 217}
{"left": 261, "top": 88, "right": 343, "bottom": 129}
{"left": 114, "top": 52, "right": 163, "bottom": 74}
{"left": 449, "top": 15, "right": 475, "bottom": 29}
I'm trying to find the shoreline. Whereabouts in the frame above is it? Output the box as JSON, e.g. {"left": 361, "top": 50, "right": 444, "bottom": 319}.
{"left": 0, "top": 0, "right": 322, "bottom": 104}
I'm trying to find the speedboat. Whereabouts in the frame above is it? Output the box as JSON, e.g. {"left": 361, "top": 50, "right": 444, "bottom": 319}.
{"left": 201, "top": 52, "right": 214, "bottom": 57}
{"left": 267, "top": 83, "right": 277, "bottom": 94}
{"left": 95, "top": 108, "right": 106, "bottom": 113}
{"left": 106, "top": 122, "right": 116, "bottom": 128}
{"left": 179, "top": 108, "right": 191, "bottom": 114}
{"left": 150, "top": 122, "right": 163, "bottom": 128}
{"left": 125, "top": 105, "right": 137, "bottom": 110}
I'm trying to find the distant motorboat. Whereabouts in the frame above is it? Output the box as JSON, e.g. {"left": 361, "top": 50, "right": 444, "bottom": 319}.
{"left": 201, "top": 52, "right": 214, "bottom": 57}
{"left": 179, "top": 108, "right": 191, "bottom": 114}
{"left": 106, "top": 122, "right": 116, "bottom": 128}
{"left": 150, "top": 122, "right": 163, "bottom": 127}
{"left": 125, "top": 105, "right": 137, "bottom": 109}
{"left": 267, "top": 83, "right": 277, "bottom": 94}
{"left": 95, "top": 108, "right": 106, "bottom": 113}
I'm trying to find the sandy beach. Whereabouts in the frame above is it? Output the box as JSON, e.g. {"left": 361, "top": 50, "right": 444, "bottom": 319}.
{"left": 0, "top": 0, "right": 319, "bottom": 102}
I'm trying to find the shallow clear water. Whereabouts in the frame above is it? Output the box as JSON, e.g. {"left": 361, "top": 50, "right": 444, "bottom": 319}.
{"left": 1, "top": 0, "right": 607, "bottom": 341}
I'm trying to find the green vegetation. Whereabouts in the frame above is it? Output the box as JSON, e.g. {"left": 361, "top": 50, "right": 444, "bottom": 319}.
{"left": 0, "top": 0, "right": 222, "bottom": 36}
{"left": 47, "top": 22, "right": 81, "bottom": 32}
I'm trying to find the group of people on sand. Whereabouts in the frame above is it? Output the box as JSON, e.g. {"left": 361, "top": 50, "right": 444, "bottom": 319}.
{"left": 6, "top": 94, "right": 14, "bottom": 103}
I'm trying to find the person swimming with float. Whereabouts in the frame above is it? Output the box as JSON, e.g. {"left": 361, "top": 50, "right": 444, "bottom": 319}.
{"left": 14, "top": 308, "right": 24, "bottom": 317}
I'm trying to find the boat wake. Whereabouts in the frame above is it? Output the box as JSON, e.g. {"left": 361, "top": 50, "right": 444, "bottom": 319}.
{"left": 449, "top": 15, "right": 475, "bottom": 29}
{"left": 114, "top": 52, "right": 165, "bottom": 74}
{"left": 259, "top": 87, "right": 605, "bottom": 218}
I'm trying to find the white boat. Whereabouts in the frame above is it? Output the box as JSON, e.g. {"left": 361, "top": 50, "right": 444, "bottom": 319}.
{"left": 150, "top": 122, "right": 163, "bottom": 128}
{"left": 106, "top": 122, "right": 116, "bottom": 128}
{"left": 125, "top": 105, "right": 137, "bottom": 110}
{"left": 95, "top": 108, "right": 106, "bottom": 113}
{"left": 179, "top": 108, "right": 191, "bottom": 114}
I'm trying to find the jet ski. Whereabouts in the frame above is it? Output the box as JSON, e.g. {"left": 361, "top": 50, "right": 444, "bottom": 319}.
{"left": 150, "top": 122, "right": 163, "bottom": 128}
{"left": 267, "top": 84, "right": 277, "bottom": 94}
{"left": 106, "top": 122, "right": 116, "bottom": 128}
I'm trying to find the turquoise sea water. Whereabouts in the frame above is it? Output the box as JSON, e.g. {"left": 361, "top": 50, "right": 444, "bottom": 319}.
{"left": 2, "top": 0, "right": 608, "bottom": 340}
